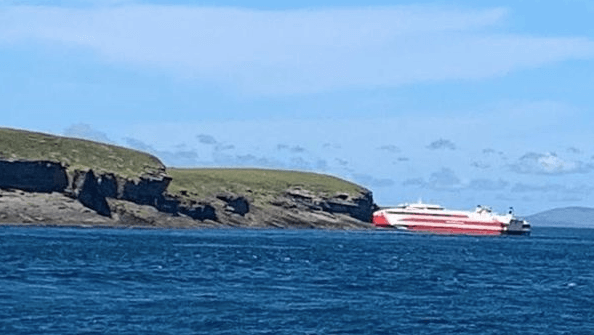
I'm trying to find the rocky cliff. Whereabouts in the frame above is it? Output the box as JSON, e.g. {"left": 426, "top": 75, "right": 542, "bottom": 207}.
{"left": 0, "top": 160, "right": 375, "bottom": 228}
{"left": 0, "top": 128, "right": 376, "bottom": 229}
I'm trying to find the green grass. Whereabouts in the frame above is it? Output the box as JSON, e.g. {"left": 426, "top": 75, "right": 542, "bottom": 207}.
{"left": 0, "top": 127, "right": 165, "bottom": 178}
{"left": 168, "top": 168, "right": 366, "bottom": 203}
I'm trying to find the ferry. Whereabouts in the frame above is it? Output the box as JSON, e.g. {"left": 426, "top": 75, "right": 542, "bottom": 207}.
{"left": 373, "top": 202, "right": 530, "bottom": 235}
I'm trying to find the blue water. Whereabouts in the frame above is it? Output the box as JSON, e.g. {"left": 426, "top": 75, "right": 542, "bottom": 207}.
{"left": 1, "top": 227, "right": 593, "bottom": 334}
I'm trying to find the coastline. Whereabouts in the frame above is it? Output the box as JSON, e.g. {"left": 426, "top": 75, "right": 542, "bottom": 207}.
{"left": 0, "top": 184, "right": 375, "bottom": 230}
{"left": 0, "top": 128, "right": 376, "bottom": 230}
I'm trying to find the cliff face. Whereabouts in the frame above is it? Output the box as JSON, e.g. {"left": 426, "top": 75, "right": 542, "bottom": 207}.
{"left": 0, "top": 160, "right": 68, "bottom": 193}
{"left": 281, "top": 188, "right": 375, "bottom": 222}
{"left": 0, "top": 159, "right": 375, "bottom": 228}
{"left": 260, "top": 188, "right": 376, "bottom": 229}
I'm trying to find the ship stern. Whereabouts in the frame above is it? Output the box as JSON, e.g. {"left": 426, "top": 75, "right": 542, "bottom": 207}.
{"left": 505, "top": 219, "right": 531, "bottom": 235}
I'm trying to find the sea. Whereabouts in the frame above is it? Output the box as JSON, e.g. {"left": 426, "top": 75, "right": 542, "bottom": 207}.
{"left": 1, "top": 226, "right": 593, "bottom": 335}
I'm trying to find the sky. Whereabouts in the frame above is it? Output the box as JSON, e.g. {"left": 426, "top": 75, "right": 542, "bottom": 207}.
{"left": 2, "top": 0, "right": 594, "bottom": 215}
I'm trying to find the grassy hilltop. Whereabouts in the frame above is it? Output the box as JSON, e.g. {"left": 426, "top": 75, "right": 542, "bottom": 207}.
{"left": 0, "top": 128, "right": 164, "bottom": 178}
{"left": 168, "top": 168, "right": 366, "bottom": 206}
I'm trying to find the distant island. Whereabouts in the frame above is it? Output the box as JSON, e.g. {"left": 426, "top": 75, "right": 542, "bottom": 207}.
{"left": 0, "top": 128, "right": 376, "bottom": 229}
{"left": 527, "top": 207, "right": 594, "bottom": 228}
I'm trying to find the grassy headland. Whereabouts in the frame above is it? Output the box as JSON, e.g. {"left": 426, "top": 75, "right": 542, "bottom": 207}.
{"left": 0, "top": 127, "right": 164, "bottom": 178}
{"left": 168, "top": 168, "right": 366, "bottom": 204}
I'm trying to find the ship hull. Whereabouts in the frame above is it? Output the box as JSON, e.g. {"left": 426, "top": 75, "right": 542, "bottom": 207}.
{"left": 375, "top": 221, "right": 505, "bottom": 235}
{"left": 373, "top": 206, "right": 530, "bottom": 236}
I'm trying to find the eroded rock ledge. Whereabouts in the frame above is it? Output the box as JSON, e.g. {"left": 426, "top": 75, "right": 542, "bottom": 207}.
{"left": 0, "top": 159, "right": 376, "bottom": 229}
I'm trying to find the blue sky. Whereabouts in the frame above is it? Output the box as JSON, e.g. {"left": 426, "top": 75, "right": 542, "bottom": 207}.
{"left": 2, "top": 0, "right": 594, "bottom": 215}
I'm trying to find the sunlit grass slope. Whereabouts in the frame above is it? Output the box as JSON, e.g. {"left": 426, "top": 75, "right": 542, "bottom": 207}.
{"left": 0, "top": 127, "right": 164, "bottom": 178}
{"left": 168, "top": 168, "right": 366, "bottom": 203}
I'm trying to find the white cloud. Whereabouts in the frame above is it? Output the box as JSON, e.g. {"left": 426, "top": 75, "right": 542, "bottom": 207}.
{"left": 468, "top": 178, "right": 508, "bottom": 191}
{"left": 124, "top": 137, "right": 199, "bottom": 167}
{"left": 352, "top": 173, "right": 395, "bottom": 188}
{"left": 378, "top": 144, "right": 400, "bottom": 153}
{"left": 403, "top": 169, "right": 508, "bottom": 192}
{"left": 427, "top": 138, "right": 457, "bottom": 150}
{"left": 510, "top": 152, "right": 593, "bottom": 175}
{"left": 197, "top": 134, "right": 217, "bottom": 145}
{"left": 63, "top": 123, "right": 112, "bottom": 143}
{"left": 567, "top": 147, "right": 582, "bottom": 154}
{"left": 482, "top": 148, "right": 504, "bottom": 156}
{"left": 1, "top": 4, "right": 593, "bottom": 95}
{"left": 402, "top": 168, "right": 464, "bottom": 191}
{"left": 428, "top": 168, "right": 463, "bottom": 191}
{"left": 511, "top": 183, "right": 590, "bottom": 194}
{"left": 335, "top": 158, "right": 349, "bottom": 166}
{"left": 471, "top": 161, "right": 491, "bottom": 169}
{"left": 277, "top": 144, "right": 306, "bottom": 153}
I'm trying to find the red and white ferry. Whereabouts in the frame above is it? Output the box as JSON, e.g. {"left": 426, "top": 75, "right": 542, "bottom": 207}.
{"left": 373, "top": 202, "right": 530, "bottom": 235}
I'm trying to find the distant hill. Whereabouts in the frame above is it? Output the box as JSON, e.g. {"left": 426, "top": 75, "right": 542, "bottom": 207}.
{"left": 527, "top": 207, "right": 594, "bottom": 228}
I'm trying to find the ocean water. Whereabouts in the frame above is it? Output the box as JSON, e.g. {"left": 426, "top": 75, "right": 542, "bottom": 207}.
{"left": 1, "top": 226, "right": 593, "bottom": 334}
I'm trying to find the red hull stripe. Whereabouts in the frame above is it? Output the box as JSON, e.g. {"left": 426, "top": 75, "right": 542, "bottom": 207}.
{"left": 400, "top": 221, "right": 502, "bottom": 231}
{"left": 407, "top": 225, "right": 502, "bottom": 235}
{"left": 401, "top": 217, "right": 504, "bottom": 227}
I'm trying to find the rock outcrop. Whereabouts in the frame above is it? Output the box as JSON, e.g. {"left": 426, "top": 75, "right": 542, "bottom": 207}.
{"left": 260, "top": 187, "right": 376, "bottom": 229}
{"left": 70, "top": 170, "right": 111, "bottom": 217}
{"left": 0, "top": 160, "right": 68, "bottom": 193}
{"left": 65, "top": 168, "right": 174, "bottom": 218}
{"left": 217, "top": 193, "right": 250, "bottom": 215}
{"left": 281, "top": 187, "right": 375, "bottom": 222}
